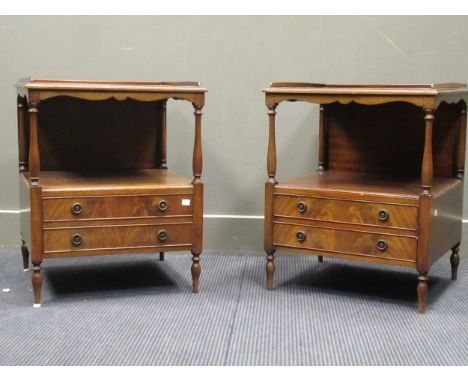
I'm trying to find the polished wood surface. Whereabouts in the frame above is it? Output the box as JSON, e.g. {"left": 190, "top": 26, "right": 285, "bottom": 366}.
{"left": 264, "top": 82, "right": 468, "bottom": 313}
{"left": 264, "top": 83, "right": 468, "bottom": 109}
{"left": 43, "top": 222, "right": 193, "bottom": 255}
{"left": 24, "top": 169, "right": 193, "bottom": 196}
{"left": 43, "top": 193, "right": 193, "bottom": 222}
{"left": 274, "top": 194, "right": 418, "bottom": 230}
{"left": 37, "top": 97, "right": 165, "bottom": 171}
{"left": 275, "top": 171, "right": 459, "bottom": 203}
{"left": 17, "top": 78, "right": 207, "bottom": 92}
{"left": 273, "top": 223, "right": 417, "bottom": 263}
{"left": 325, "top": 102, "right": 459, "bottom": 178}
{"left": 17, "top": 79, "right": 206, "bottom": 306}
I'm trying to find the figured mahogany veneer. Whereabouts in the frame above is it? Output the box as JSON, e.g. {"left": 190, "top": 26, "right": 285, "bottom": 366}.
{"left": 273, "top": 223, "right": 417, "bottom": 264}
{"left": 43, "top": 223, "right": 193, "bottom": 255}
{"left": 16, "top": 79, "right": 206, "bottom": 306}
{"left": 274, "top": 193, "right": 418, "bottom": 231}
{"left": 263, "top": 82, "right": 468, "bottom": 313}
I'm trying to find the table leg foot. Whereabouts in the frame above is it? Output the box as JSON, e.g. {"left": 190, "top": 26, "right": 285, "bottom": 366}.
{"left": 450, "top": 244, "right": 460, "bottom": 281}
{"left": 266, "top": 252, "right": 275, "bottom": 291}
{"left": 417, "top": 272, "right": 428, "bottom": 313}
{"left": 191, "top": 252, "right": 201, "bottom": 293}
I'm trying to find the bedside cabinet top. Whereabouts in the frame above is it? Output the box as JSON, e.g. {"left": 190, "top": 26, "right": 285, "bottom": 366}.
{"left": 263, "top": 82, "right": 468, "bottom": 109}
{"left": 16, "top": 78, "right": 207, "bottom": 92}
{"left": 16, "top": 79, "right": 207, "bottom": 104}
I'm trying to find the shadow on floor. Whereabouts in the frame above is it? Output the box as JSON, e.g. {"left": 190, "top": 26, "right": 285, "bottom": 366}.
{"left": 45, "top": 260, "right": 179, "bottom": 296}
{"left": 280, "top": 261, "right": 452, "bottom": 305}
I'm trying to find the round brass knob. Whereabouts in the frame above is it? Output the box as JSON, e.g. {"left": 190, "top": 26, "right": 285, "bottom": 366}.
{"left": 377, "top": 240, "right": 388, "bottom": 252}
{"left": 378, "top": 210, "right": 389, "bottom": 222}
{"left": 297, "top": 201, "right": 307, "bottom": 213}
{"left": 71, "top": 203, "right": 82, "bottom": 216}
{"left": 157, "top": 230, "right": 168, "bottom": 242}
{"left": 157, "top": 200, "right": 168, "bottom": 212}
{"left": 71, "top": 234, "right": 82, "bottom": 247}
{"left": 296, "top": 231, "right": 306, "bottom": 243}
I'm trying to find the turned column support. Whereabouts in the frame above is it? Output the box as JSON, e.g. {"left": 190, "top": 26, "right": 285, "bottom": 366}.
{"left": 191, "top": 251, "right": 201, "bottom": 293}
{"left": 267, "top": 104, "right": 278, "bottom": 184}
{"left": 266, "top": 251, "right": 276, "bottom": 291}
{"left": 17, "top": 98, "right": 28, "bottom": 172}
{"left": 455, "top": 106, "right": 467, "bottom": 180}
{"left": 32, "top": 262, "right": 42, "bottom": 307}
{"left": 421, "top": 109, "right": 434, "bottom": 195}
{"left": 450, "top": 244, "right": 460, "bottom": 281}
{"left": 28, "top": 102, "right": 40, "bottom": 185}
{"left": 159, "top": 100, "right": 168, "bottom": 170}
{"left": 417, "top": 272, "right": 429, "bottom": 313}
{"left": 192, "top": 104, "right": 203, "bottom": 184}
{"left": 21, "top": 239, "right": 30, "bottom": 271}
{"left": 318, "top": 105, "right": 328, "bottom": 172}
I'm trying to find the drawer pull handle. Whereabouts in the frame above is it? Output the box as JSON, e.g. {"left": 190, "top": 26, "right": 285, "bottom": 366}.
{"left": 377, "top": 240, "right": 388, "bottom": 252}
{"left": 71, "top": 203, "right": 82, "bottom": 216}
{"left": 157, "top": 200, "right": 168, "bottom": 212}
{"left": 297, "top": 201, "right": 307, "bottom": 213}
{"left": 378, "top": 210, "right": 389, "bottom": 222}
{"left": 71, "top": 234, "right": 82, "bottom": 247}
{"left": 296, "top": 231, "right": 306, "bottom": 242}
{"left": 158, "top": 230, "right": 168, "bottom": 242}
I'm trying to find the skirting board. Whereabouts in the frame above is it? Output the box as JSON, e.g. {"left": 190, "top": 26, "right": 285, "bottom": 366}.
{"left": 1, "top": 211, "right": 467, "bottom": 256}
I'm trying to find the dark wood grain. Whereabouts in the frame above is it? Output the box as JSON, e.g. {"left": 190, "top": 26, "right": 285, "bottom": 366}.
{"left": 317, "top": 105, "right": 328, "bottom": 171}
{"left": 274, "top": 194, "right": 418, "bottom": 230}
{"left": 450, "top": 244, "right": 460, "bottom": 281}
{"left": 273, "top": 223, "right": 417, "bottom": 262}
{"left": 43, "top": 193, "right": 193, "bottom": 222}
{"left": 43, "top": 222, "right": 193, "bottom": 254}
{"left": 17, "top": 79, "right": 206, "bottom": 306}
{"left": 455, "top": 105, "right": 467, "bottom": 179}
{"left": 264, "top": 82, "right": 467, "bottom": 313}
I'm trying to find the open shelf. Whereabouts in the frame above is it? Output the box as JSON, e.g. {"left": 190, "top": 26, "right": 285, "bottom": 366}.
{"left": 275, "top": 171, "right": 461, "bottom": 202}
{"left": 22, "top": 169, "right": 193, "bottom": 196}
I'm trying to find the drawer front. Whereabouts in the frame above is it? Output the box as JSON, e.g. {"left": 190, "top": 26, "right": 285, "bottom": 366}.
{"left": 273, "top": 223, "right": 416, "bottom": 261}
{"left": 274, "top": 195, "right": 418, "bottom": 230}
{"left": 43, "top": 223, "right": 193, "bottom": 253}
{"left": 43, "top": 194, "right": 193, "bottom": 221}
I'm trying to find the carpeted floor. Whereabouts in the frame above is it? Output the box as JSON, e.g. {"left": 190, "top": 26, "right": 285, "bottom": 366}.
{"left": 0, "top": 249, "right": 467, "bottom": 365}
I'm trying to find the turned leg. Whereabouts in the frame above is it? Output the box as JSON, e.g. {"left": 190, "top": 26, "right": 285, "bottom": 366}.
{"left": 450, "top": 244, "right": 460, "bottom": 281}
{"left": 318, "top": 255, "right": 324, "bottom": 263}
{"left": 191, "top": 252, "right": 201, "bottom": 293}
{"left": 159, "top": 252, "right": 165, "bottom": 261}
{"left": 266, "top": 252, "right": 276, "bottom": 291}
{"left": 417, "top": 272, "right": 429, "bottom": 313}
{"left": 21, "top": 239, "right": 30, "bottom": 271}
{"left": 32, "top": 262, "right": 43, "bottom": 307}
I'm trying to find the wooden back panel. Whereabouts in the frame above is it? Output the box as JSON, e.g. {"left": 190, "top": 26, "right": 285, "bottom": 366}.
{"left": 326, "top": 102, "right": 458, "bottom": 178}
{"left": 38, "top": 97, "right": 164, "bottom": 171}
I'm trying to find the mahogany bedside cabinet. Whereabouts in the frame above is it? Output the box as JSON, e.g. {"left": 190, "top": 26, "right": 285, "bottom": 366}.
{"left": 263, "top": 82, "right": 468, "bottom": 313}
{"left": 16, "top": 79, "right": 206, "bottom": 306}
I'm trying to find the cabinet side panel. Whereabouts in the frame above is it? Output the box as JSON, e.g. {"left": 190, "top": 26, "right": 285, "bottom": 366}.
{"left": 428, "top": 182, "right": 463, "bottom": 266}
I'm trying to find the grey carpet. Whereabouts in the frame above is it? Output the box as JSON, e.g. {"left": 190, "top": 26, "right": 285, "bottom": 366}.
{"left": 0, "top": 249, "right": 467, "bottom": 365}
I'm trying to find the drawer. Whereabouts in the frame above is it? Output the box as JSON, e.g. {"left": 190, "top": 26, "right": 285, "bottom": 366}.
{"left": 43, "top": 223, "right": 193, "bottom": 253}
{"left": 43, "top": 194, "right": 193, "bottom": 221}
{"left": 273, "top": 223, "right": 416, "bottom": 261}
{"left": 274, "top": 195, "right": 418, "bottom": 230}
